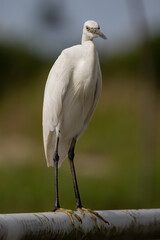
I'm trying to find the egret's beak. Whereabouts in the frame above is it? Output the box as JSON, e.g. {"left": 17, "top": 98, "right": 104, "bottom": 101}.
{"left": 92, "top": 28, "right": 107, "bottom": 40}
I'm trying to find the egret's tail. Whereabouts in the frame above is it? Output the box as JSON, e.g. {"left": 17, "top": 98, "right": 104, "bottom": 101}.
{"left": 44, "top": 131, "right": 71, "bottom": 168}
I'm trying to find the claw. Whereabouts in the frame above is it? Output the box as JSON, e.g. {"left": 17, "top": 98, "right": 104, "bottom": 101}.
{"left": 76, "top": 207, "right": 85, "bottom": 217}
{"left": 53, "top": 208, "right": 82, "bottom": 226}
{"left": 89, "top": 209, "right": 109, "bottom": 224}
{"left": 77, "top": 207, "right": 109, "bottom": 228}
{"left": 67, "top": 209, "right": 82, "bottom": 224}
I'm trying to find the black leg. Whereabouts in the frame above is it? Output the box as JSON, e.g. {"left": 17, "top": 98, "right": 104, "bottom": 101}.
{"left": 53, "top": 136, "right": 60, "bottom": 211}
{"left": 68, "top": 138, "right": 82, "bottom": 209}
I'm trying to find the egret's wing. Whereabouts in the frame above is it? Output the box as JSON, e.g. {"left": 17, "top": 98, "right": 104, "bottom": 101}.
{"left": 43, "top": 51, "right": 72, "bottom": 166}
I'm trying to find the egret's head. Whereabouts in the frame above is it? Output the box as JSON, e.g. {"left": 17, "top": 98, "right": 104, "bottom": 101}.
{"left": 82, "top": 20, "right": 107, "bottom": 42}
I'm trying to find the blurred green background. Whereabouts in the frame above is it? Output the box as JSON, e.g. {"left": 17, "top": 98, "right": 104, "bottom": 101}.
{"left": 0, "top": 0, "right": 160, "bottom": 213}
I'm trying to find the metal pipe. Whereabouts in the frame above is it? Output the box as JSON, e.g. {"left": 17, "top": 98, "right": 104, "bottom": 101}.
{"left": 0, "top": 209, "right": 160, "bottom": 240}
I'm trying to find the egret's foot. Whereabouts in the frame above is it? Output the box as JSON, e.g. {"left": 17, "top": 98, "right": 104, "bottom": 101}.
{"left": 53, "top": 208, "right": 82, "bottom": 226}
{"left": 76, "top": 207, "right": 109, "bottom": 228}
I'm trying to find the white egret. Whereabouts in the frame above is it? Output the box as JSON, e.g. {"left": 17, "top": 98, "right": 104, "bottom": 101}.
{"left": 42, "top": 20, "right": 108, "bottom": 225}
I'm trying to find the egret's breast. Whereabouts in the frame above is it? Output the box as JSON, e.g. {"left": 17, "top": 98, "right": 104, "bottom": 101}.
{"left": 59, "top": 43, "right": 99, "bottom": 139}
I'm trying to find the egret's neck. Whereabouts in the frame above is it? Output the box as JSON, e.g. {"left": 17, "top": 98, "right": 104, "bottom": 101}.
{"left": 81, "top": 38, "right": 96, "bottom": 57}
{"left": 81, "top": 36, "right": 97, "bottom": 66}
{"left": 81, "top": 33, "right": 93, "bottom": 45}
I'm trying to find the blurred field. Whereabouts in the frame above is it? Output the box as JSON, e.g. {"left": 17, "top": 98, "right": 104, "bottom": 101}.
{"left": 0, "top": 38, "right": 160, "bottom": 213}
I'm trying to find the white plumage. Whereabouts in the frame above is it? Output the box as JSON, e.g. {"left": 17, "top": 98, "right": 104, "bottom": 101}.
{"left": 43, "top": 20, "right": 106, "bottom": 168}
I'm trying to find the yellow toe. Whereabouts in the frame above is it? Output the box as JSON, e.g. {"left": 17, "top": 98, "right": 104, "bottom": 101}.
{"left": 76, "top": 207, "right": 109, "bottom": 228}
{"left": 55, "top": 208, "right": 82, "bottom": 226}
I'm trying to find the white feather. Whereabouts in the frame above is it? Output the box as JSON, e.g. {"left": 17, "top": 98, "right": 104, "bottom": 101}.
{"left": 42, "top": 20, "right": 106, "bottom": 167}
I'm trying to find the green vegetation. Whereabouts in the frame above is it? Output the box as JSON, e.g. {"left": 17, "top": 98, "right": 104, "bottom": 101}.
{"left": 0, "top": 36, "right": 160, "bottom": 213}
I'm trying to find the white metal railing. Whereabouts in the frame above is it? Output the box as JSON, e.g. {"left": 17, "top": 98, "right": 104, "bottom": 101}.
{"left": 0, "top": 209, "right": 160, "bottom": 240}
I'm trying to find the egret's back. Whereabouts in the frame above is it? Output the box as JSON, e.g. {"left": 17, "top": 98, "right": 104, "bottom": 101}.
{"left": 43, "top": 50, "right": 72, "bottom": 167}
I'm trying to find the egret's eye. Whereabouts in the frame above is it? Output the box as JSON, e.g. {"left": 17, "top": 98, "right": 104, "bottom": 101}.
{"left": 98, "top": 26, "right": 100, "bottom": 30}
{"left": 86, "top": 26, "right": 90, "bottom": 31}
